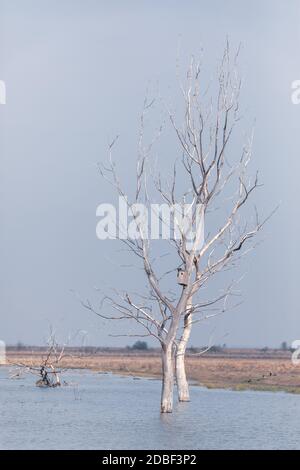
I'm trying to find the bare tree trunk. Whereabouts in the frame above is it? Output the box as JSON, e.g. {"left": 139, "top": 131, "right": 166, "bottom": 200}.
{"left": 176, "top": 298, "right": 192, "bottom": 402}
{"left": 161, "top": 344, "right": 174, "bottom": 413}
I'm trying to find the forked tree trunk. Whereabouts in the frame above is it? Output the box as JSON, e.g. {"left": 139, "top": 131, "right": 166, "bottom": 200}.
{"left": 176, "top": 299, "right": 193, "bottom": 402}
{"left": 161, "top": 344, "right": 174, "bottom": 413}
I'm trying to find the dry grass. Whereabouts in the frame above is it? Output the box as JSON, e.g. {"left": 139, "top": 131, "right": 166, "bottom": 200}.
{"left": 5, "top": 350, "right": 300, "bottom": 393}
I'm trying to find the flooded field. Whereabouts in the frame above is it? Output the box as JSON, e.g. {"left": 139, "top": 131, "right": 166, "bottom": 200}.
{"left": 1, "top": 367, "right": 300, "bottom": 450}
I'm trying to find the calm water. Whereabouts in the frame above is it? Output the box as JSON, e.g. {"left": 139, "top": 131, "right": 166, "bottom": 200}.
{"left": 1, "top": 366, "right": 300, "bottom": 450}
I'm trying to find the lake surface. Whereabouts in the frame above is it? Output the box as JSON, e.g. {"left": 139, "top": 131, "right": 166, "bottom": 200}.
{"left": 0, "top": 366, "right": 300, "bottom": 450}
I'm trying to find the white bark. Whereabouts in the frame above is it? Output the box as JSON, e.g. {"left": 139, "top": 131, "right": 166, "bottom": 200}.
{"left": 161, "top": 344, "right": 174, "bottom": 413}
{"left": 176, "top": 299, "right": 192, "bottom": 402}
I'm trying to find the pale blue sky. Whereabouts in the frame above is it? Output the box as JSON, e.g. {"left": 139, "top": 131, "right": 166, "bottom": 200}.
{"left": 0, "top": 0, "right": 300, "bottom": 347}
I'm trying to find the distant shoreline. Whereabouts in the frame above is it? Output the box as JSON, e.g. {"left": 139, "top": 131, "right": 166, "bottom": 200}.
{"left": 5, "top": 348, "right": 300, "bottom": 395}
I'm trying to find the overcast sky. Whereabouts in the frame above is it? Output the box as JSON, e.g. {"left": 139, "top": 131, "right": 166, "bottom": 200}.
{"left": 0, "top": 0, "right": 300, "bottom": 347}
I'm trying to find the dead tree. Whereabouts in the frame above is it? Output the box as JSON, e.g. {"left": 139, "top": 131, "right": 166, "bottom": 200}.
{"left": 87, "top": 44, "right": 272, "bottom": 412}
{"left": 10, "top": 330, "right": 66, "bottom": 387}
{"left": 34, "top": 334, "right": 64, "bottom": 387}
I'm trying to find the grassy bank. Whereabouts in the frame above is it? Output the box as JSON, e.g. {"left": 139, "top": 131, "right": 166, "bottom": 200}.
{"left": 5, "top": 348, "right": 300, "bottom": 394}
{"left": 7, "top": 348, "right": 300, "bottom": 393}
